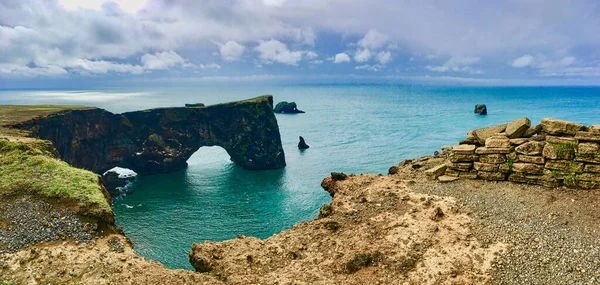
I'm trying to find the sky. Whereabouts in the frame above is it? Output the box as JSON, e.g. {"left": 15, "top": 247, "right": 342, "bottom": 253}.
{"left": 1, "top": 0, "right": 600, "bottom": 88}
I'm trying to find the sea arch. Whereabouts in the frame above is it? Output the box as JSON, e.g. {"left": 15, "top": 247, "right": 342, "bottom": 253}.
{"left": 14, "top": 96, "right": 286, "bottom": 175}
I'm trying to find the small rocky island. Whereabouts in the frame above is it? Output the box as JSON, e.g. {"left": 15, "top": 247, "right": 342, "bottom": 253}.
{"left": 475, "top": 104, "right": 487, "bottom": 115}
{"left": 274, "top": 101, "right": 305, "bottom": 114}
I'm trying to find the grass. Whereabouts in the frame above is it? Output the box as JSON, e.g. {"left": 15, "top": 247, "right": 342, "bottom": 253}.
{"left": 0, "top": 139, "right": 112, "bottom": 220}
{"left": 548, "top": 142, "right": 577, "bottom": 158}
{"left": 0, "top": 104, "right": 91, "bottom": 137}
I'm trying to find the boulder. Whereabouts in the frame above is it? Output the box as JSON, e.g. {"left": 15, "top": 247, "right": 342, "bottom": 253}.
{"left": 515, "top": 141, "right": 545, "bottom": 156}
{"left": 474, "top": 162, "right": 499, "bottom": 172}
{"left": 540, "top": 118, "right": 585, "bottom": 136}
{"left": 452, "top": 144, "right": 476, "bottom": 154}
{"left": 298, "top": 136, "right": 310, "bottom": 149}
{"left": 274, "top": 101, "right": 305, "bottom": 114}
{"left": 505, "top": 117, "right": 531, "bottom": 139}
{"left": 473, "top": 124, "right": 507, "bottom": 145}
{"left": 474, "top": 104, "right": 487, "bottom": 115}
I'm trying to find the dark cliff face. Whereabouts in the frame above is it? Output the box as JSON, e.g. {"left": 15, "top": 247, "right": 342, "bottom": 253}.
{"left": 14, "top": 95, "right": 286, "bottom": 174}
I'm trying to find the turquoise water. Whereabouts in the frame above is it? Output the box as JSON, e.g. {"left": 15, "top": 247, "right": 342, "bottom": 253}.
{"left": 1, "top": 85, "right": 599, "bottom": 269}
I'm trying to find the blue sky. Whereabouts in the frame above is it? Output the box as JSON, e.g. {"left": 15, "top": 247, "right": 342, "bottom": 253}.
{"left": 1, "top": 0, "right": 600, "bottom": 88}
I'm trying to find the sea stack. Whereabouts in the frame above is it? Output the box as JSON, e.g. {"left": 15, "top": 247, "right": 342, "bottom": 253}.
{"left": 274, "top": 101, "right": 305, "bottom": 114}
{"left": 474, "top": 104, "right": 487, "bottom": 115}
{"left": 298, "top": 136, "right": 310, "bottom": 149}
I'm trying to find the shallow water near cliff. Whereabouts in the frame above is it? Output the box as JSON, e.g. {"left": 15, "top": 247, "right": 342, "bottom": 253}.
{"left": 2, "top": 85, "right": 600, "bottom": 269}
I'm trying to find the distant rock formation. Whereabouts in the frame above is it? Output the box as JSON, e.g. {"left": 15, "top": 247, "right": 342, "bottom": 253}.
{"left": 298, "top": 136, "right": 310, "bottom": 149}
{"left": 274, "top": 101, "right": 305, "bottom": 114}
{"left": 14, "top": 96, "right": 286, "bottom": 175}
{"left": 185, "top": 103, "right": 205, "bottom": 107}
{"left": 474, "top": 104, "right": 487, "bottom": 115}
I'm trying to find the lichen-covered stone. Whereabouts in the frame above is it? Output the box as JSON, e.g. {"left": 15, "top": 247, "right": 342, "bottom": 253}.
{"left": 459, "top": 171, "right": 478, "bottom": 179}
{"left": 576, "top": 172, "right": 600, "bottom": 182}
{"left": 472, "top": 124, "right": 507, "bottom": 145}
{"left": 512, "top": 163, "right": 543, "bottom": 175}
{"left": 446, "top": 162, "right": 472, "bottom": 171}
{"left": 448, "top": 153, "right": 479, "bottom": 163}
{"left": 544, "top": 160, "right": 584, "bottom": 173}
{"left": 505, "top": 117, "right": 531, "bottom": 139}
{"left": 478, "top": 171, "right": 506, "bottom": 181}
{"left": 475, "top": 147, "right": 511, "bottom": 154}
{"left": 515, "top": 141, "right": 545, "bottom": 156}
{"left": 546, "top": 136, "right": 578, "bottom": 144}
{"left": 509, "top": 138, "right": 529, "bottom": 146}
{"left": 517, "top": 155, "right": 544, "bottom": 165}
{"left": 479, "top": 154, "right": 506, "bottom": 164}
{"left": 473, "top": 162, "right": 499, "bottom": 172}
{"left": 14, "top": 95, "right": 287, "bottom": 174}
{"left": 584, "top": 164, "right": 600, "bottom": 173}
{"left": 485, "top": 136, "right": 511, "bottom": 148}
{"left": 540, "top": 118, "right": 585, "bottom": 136}
{"left": 578, "top": 142, "right": 599, "bottom": 155}
{"left": 574, "top": 131, "right": 600, "bottom": 142}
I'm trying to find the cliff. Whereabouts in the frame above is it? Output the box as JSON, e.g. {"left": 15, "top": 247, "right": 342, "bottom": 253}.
{"left": 12, "top": 95, "right": 286, "bottom": 175}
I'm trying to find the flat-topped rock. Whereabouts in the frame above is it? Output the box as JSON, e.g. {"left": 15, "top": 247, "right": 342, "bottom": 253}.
{"left": 425, "top": 164, "right": 447, "bottom": 179}
{"left": 485, "top": 135, "right": 510, "bottom": 148}
{"left": 575, "top": 131, "right": 600, "bottom": 142}
{"left": 540, "top": 118, "right": 585, "bottom": 136}
{"left": 452, "top": 144, "right": 476, "bottom": 154}
{"left": 505, "top": 117, "right": 531, "bottom": 139}
{"left": 515, "top": 141, "right": 545, "bottom": 156}
{"left": 473, "top": 124, "right": 507, "bottom": 145}
{"left": 437, "top": 175, "right": 459, "bottom": 183}
{"left": 475, "top": 147, "right": 511, "bottom": 154}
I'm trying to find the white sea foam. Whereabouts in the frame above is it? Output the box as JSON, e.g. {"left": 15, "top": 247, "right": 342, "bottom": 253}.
{"left": 104, "top": 167, "right": 137, "bottom": 178}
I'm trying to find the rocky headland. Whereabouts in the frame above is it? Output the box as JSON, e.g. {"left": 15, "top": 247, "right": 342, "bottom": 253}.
{"left": 12, "top": 95, "right": 286, "bottom": 175}
{"left": 1, "top": 106, "right": 599, "bottom": 284}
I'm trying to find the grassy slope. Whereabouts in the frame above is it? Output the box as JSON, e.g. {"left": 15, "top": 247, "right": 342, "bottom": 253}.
{"left": 0, "top": 136, "right": 113, "bottom": 223}
{"left": 0, "top": 105, "right": 93, "bottom": 137}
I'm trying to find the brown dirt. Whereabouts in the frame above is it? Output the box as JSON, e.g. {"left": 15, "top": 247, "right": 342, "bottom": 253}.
{"left": 1, "top": 234, "right": 222, "bottom": 285}
{"left": 190, "top": 171, "right": 507, "bottom": 284}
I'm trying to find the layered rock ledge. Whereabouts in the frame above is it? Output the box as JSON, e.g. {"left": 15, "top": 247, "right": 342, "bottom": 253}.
{"left": 12, "top": 95, "right": 286, "bottom": 174}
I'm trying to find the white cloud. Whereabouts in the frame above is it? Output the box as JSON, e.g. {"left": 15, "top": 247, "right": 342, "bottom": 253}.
{"left": 220, "top": 41, "right": 246, "bottom": 62}
{"left": 426, "top": 56, "right": 480, "bottom": 73}
{"left": 141, "top": 51, "right": 185, "bottom": 70}
{"left": 358, "top": 30, "right": 389, "bottom": 50}
{"left": 333, "top": 53, "right": 351, "bottom": 63}
{"left": 198, "top": 63, "right": 221, "bottom": 70}
{"left": 512, "top": 55, "right": 534, "bottom": 68}
{"left": 255, "top": 39, "right": 304, "bottom": 65}
{"left": 306, "top": 51, "right": 318, "bottom": 59}
{"left": 354, "top": 48, "right": 372, "bottom": 63}
{"left": 376, "top": 51, "right": 392, "bottom": 65}
{"left": 355, "top": 64, "right": 383, "bottom": 72}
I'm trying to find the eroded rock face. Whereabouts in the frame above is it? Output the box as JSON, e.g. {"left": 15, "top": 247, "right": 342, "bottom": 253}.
{"left": 14, "top": 96, "right": 286, "bottom": 174}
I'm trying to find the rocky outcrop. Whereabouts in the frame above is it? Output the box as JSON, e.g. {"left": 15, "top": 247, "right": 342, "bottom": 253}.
{"left": 13, "top": 95, "right": 286, "bottom": 175}
{"left": 445, "top": 117, "right": 600, "bottom": 189}
{"left": 298, "top": 136, "right": 309, "bottom": 149}
{"left": 474, "top": 104, "right": 487, "bottom": 115}
{"left": 102, "top": 167, "right": 137, "bottom": 196}
{"left": 274, "top": 101, "right": 305, "bottom": 114}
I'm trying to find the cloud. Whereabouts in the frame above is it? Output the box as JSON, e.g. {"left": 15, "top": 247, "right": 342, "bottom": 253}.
{"left": 220, "top": 41, "right": 246, "bottom": 62}
{"left": 306, "top": 51, "right": 318, "bottom": 59}
{"left": 333, "top": 53, "right": 351, "bottom": 63}
{"left": 426, "top": 56, "right": 480, "bottom": 73}
{"left": 198, "top": 63, "right": 221, "bottom": 69}
{"left": 254, "top": 39, "right": 304, "bottom": 65}
{"left": 355, "top": 64, "right": 383, "bottom": 72}
{"left": 358, "top": 29, "right": 389, "bottom": 50}
{"left": 512, "top": 55, "right": 534, "bottom": 68}
{"left": 375, "top": 51, "right": 392, "bottom": 65}
{"left": 141, "top": 51, "right": 185, "bottom": 70}
{"left": 354, "top": 49, "right": 372, "bottom": 63}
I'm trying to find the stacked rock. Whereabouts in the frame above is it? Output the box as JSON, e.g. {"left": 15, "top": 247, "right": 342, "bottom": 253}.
{"left": 434, "top": 117, "right": 600, "bottom": 189}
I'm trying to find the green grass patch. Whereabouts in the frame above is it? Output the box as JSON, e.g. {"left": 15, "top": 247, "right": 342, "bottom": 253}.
{"left": 0, "top": 139, "right": 111, "bottom": 219}
{"left": 548, "top": 142, "right": 577, "bottom": 157}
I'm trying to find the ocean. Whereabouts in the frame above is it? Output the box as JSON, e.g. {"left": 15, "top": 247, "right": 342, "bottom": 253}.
{"left": 1, "top": 85, "right": 599, "bottom": 269}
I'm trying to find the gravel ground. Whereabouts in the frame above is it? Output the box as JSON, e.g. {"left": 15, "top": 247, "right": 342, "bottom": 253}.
{"left": 398, "top": 159, "right": 600, "bottom": 285}
{"left": 0, "top": 196, "right": 96, "bottom": 254}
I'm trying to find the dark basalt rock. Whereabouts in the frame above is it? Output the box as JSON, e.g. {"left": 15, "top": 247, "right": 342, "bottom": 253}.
{"left": 274, "top": 101, "right": 305, "bottom": 114}
{"left": 298, "top": 136, "right": 310, "bottom": 149}
{"left": 185, "top": 103, "right": 205, "bottom": 107}
{"left": 474, "top": 104, "right": 487, "bottom": 115}
{"left": 14, "top": 95, "right": 286, "bottom": 175}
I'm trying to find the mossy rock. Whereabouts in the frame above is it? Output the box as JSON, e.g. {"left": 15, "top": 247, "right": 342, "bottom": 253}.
{"left": 274, "top": 101, "right": 305, "bottom": 114}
